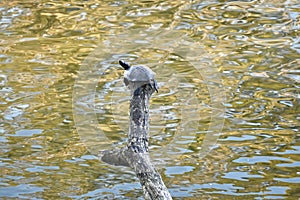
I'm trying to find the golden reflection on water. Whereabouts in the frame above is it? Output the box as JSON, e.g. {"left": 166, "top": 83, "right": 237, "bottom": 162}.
{"left": 0, "top": 0, "right": 299, "bottom": 199}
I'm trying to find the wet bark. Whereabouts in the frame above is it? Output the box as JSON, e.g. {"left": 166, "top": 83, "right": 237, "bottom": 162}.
{"left": 100, "top": 84, "right": 172, "bottom": 200}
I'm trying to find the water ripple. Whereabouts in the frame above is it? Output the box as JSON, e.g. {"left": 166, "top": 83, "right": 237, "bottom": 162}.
{"left": 0, "top": 0, "right": 299, "bottom": 199}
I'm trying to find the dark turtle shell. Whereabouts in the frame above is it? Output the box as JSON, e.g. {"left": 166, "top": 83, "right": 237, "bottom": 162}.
{"left": 119, "top": 60, "right": 156, "bottom": 82}
{"left": 119, "top": 60, "right": 158, "bottom": 92}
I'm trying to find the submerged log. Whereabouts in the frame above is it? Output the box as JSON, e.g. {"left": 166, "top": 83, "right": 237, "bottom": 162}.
{"left": 100, "top": 61, "right": 172, "bottom": 200}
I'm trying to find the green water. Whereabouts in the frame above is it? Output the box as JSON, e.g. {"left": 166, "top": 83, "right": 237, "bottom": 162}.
{"left": 0, "top": 0, "right": 299, "bottom": 199}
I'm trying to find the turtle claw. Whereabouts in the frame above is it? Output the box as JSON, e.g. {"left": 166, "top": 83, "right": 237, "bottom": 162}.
{"left": 154, "top": 85, "right": 158, "bottom": 93}
{"left": 152, "top": 80, "right": 159, "bottom": 93}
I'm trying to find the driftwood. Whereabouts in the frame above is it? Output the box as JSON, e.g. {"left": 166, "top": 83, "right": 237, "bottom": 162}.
{"left": 99, "top": 61, "right": 172, "bottom": 199}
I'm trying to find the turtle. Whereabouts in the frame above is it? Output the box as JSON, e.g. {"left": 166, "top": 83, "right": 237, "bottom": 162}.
{"left": 119, "top": 60, "right": 158, "bottom": 94}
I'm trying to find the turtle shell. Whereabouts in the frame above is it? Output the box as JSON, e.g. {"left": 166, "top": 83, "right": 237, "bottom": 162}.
{"left": 124, "top": 65, "right": 156, "bottom": 82}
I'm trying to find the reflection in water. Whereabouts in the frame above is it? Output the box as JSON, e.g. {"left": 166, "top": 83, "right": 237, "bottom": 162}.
{"left": 0, "top": 0, "right": 299, "bottom": 199}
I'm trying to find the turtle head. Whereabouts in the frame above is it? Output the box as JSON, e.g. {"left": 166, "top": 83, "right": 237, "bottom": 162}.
{"left": 119, "top": 60, "right": 131, "bottom": 70}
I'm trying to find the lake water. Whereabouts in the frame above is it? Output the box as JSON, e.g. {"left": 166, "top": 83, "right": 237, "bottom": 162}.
{"left": 0, "top": 0, "right": 299, "bottom": 199}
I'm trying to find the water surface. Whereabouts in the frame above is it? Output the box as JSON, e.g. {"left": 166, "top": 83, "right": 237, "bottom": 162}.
{"left": 0, "top": 0, "right": 299, "bottom": 199}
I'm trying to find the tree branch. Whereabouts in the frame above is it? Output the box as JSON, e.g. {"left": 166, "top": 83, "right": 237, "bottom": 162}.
{"left": 100, "top": 82, "right": 172, "bottom": 199}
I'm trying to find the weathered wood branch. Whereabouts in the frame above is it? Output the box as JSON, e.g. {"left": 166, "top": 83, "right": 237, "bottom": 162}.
{"left": 99, "top": 62, "right": 172, "bottom": 199}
